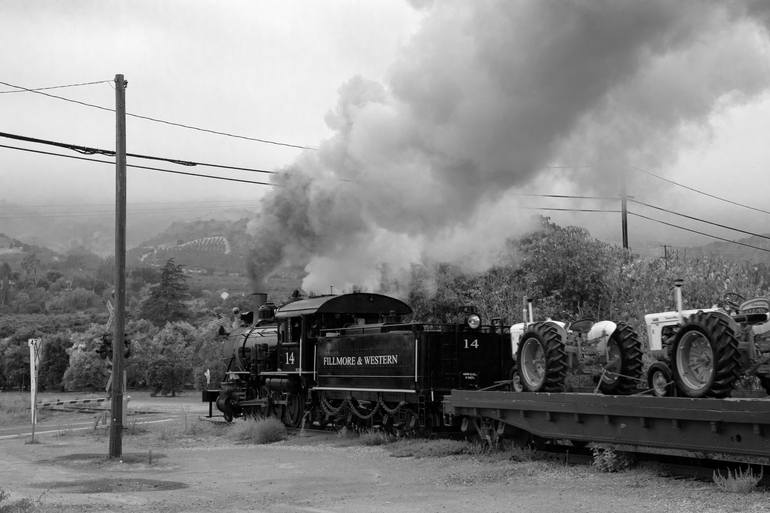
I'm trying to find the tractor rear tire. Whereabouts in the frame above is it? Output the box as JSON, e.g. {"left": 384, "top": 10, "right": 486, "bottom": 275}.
{"left": 672, "top": 312, "right": 740, "bottom": 398}
{"left": 598, "top": 322, "right": 643, "bottom": 395}
{"left": 516, "top": 322, "right": 567, "bottom": 392}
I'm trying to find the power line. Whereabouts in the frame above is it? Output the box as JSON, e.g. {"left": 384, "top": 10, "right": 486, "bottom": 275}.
{"left": 629, "top": 198, "right": 770, "bottom": 241}
{"left": 512, "top": 192, "right": 620, "bottom": 200}
{"left": 632, "top": 165, "right": 770, "bottom": 216}
{"left": 0, "top": 80, "right": 112, "bottom": 94}
{"left": 0, "top": 80, "right": 317, "bottom": 151}
{"left": 0, "top": 131, "right": 277, "bottom": 175}
{"left": 519, "top": 206, "right": 621, "bottom": 213}
{"left": 628, "top": 210, "right": 770, "bottom": 253}
{"left": 0, "top": 143, "right": 277, "bottom": 186}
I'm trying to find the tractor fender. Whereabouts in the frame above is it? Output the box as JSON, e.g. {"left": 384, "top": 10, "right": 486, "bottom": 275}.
{"left": 586, "top": 320, "right": 617, "bottom": 353}
{"left": 510, "top": 322, "right": 526, "bottom": 359}
{"left": 510, "top": 320, "right": 567, "bottom": 359}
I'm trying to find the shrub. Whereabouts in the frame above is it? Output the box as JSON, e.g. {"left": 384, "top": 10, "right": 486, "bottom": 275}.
{"left": 591, "top": 447, "right": 634, "bottom": 472}
{"left": 713, "top": 466, "right": 763, "bottom": 493}
{"left": 358, "top": 429, "right": 395, "bottom": 446}
{"left": 228, "top": 417, "right": 287, "bottom": 444}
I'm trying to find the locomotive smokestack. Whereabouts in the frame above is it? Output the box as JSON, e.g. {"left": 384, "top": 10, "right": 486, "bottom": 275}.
{"left": 252, "top": 292, "right": 268, "bottom": 307}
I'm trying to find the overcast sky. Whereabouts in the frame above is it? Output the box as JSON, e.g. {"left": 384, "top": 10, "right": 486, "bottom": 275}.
{"left": 1, "top": 1, "right": 769, "bottom": 289}
{"left": 0, "top": 0, "right": 420, "bottom": 204}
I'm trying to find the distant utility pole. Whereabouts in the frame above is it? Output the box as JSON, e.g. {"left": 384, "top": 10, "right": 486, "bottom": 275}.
{"left": 621, "top": 171, "right": 629, "bottom": 250}
{"left": 110, "top": 73, "right": 127, "bottom": 459}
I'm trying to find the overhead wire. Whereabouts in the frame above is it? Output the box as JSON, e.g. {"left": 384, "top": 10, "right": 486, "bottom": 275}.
{"left": 628, "top": 211, "right": 770, "bottom": 253}
{"left": 0, "top": 143, "right": 277, "bottom": 186}
{"left": 629, "top": 198, "right": 770, "bottom": 241}
{"left": 0, "top": 79, "right": 317, "bottom": 151}
{"left": 631, "top": 165, "right": 770, "bottom": 216}
{"left": 0, "top": 131, "right": 277, "bottom": 174}
{"left": 0, "top": 80, "right": 112, "bottom": 94}
{"left": 518, "top": 206, "right": 621, "bottom": 213}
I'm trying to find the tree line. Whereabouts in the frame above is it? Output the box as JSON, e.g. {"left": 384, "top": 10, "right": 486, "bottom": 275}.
{"left": 1, "top": 218, "right": 768, "bottom": 394}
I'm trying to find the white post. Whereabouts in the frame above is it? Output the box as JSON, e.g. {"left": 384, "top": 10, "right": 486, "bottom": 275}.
{"left": 28, "top": 338, "right": 42, "bottom": 442}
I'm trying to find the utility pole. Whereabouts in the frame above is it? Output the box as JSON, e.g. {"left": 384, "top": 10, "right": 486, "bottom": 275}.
{"left": 110, "top": 74, "right": 127, "bottom": 459}
{"left": 621, "top": 170, "right": 629, "bottom": 250}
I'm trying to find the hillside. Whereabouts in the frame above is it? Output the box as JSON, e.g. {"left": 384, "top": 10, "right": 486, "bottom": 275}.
{"left": 687, "top": 234, "right": 770, "bottom": 264}
{"left": 0, "top": 233, "right": 60, "bottom": 268}
{"left": 128, "top": 218, "right": 254, "bottom": 274}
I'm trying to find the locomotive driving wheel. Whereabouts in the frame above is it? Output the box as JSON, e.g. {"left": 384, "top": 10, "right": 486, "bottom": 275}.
{"left": 283, "top": 392, "right": 304, "bottom": 427}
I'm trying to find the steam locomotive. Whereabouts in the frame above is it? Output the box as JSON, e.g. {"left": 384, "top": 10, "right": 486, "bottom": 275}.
{"left": 212, "top": 292, "right": 512, "bottom": 431}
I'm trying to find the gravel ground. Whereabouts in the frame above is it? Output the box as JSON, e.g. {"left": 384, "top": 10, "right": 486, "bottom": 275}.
{"left": 1, "top": 392, "right": 769, "bottom": 513}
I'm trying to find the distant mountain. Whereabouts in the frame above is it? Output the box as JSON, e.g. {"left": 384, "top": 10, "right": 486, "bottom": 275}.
{"left": 686, "top": 234, "right": 770, "bottom": 264}
{"left": 0, "top": 233, "right": 60, "bottom": 268}
{"left": 0, "top": 200, "right": 257, "bottom": 257}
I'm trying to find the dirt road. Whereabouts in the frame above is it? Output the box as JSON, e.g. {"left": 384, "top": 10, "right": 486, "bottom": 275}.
{"left": 1, "top": 392, "right": 768, "bottom": 513}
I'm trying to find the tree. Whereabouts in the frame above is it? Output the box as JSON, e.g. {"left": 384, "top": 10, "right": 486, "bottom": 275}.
{"left": 20, "top": 252, "right": 40, "bottom": 286}
{"left": 139, "top": 259, "right": 190, "bottom": 326}
{"left": 39, "top": 335, "right": 72, "bottom": 391}
{"left": 142, "top": 322, "right": 197, "bottom": 396}
{"left": 0, "top": 262, "right": 11, "bottom": 306}
{"left": 2, "top": 342, "right": 30, "bottom": 390}
{"left": 62, "top": 349, "right": 108, "bottom": 391}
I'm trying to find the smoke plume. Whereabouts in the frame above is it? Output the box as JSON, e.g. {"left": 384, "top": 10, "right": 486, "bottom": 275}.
{"left": 248, "top": 0, "right": 770, "bottom": 294}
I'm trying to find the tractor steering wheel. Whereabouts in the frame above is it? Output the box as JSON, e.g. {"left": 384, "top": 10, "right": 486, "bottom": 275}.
{"left": 720, "top": 292, "right": 746, "bottom": 313}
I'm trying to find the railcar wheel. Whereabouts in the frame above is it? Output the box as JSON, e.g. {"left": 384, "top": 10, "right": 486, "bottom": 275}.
{"left": 598, "top": 322, "right": 643, "bottom": 395}
{"left": 646, "top": 362, "right": 674, "bottom": 397}
{"left": 672, "top": 312, "right": 740, "bottom": 398}
{"left": 516, "top": 322, "right": 567, "bottom": 392}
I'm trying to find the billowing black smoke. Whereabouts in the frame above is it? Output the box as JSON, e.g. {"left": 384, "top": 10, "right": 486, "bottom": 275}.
{"left": 248, "top": 0, "right": 770, "bottom": 293}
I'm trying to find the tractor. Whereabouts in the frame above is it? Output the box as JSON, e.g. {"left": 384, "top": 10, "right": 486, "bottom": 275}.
{"left": 644, "top": 279, "right": 770, "bottom": 398}
{"left": 509, "top": 299, "right": 643, "bottom": 395}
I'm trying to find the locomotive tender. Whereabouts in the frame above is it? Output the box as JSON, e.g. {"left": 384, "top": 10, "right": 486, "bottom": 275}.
{"left": 213, "top": 292, "right": 512, "bottom": 430}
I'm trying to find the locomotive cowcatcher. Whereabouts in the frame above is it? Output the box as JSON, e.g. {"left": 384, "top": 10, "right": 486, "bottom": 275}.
{"left": 212, "top": 292, "right": 512, "bottom": 432}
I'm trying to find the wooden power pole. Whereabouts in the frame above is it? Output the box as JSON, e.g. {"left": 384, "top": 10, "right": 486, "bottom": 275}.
{"left": 110, "top": 74, "right": 127, "bottom": 459}
{"left": 621, "top": 170, "right": 629, "bottom": 250}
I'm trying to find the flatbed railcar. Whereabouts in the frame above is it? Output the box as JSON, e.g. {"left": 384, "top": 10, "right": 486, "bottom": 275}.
{"left": 443, "top": 390, "right": 770, "bottom": 464}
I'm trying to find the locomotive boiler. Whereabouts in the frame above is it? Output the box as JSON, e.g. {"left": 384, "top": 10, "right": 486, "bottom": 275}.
{"left": 213, "top": 292, "right": 512, "bottom": 431}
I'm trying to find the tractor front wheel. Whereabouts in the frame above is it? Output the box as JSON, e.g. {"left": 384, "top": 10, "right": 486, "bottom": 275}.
{"left": 516, "top": 322, "right": 567, "bottom": 392}
{"left": 646, "top": 362, "right": 674, "bottom": 397}
{"left": 672, "top": 312, "right": 740, "bottom": 398}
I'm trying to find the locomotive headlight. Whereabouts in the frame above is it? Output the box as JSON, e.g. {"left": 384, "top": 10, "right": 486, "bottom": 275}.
{"left": 467, "top": 314, "right": 481, "bottom": 329}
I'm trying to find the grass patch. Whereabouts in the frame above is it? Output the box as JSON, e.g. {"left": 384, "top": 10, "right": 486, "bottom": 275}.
{"left": 713, "top": 466, "right": 763, "bottom": 493}
{"left": 0, "top": 488, "right": 38, "bottom": 513}
{"left": 227, "top": 417, "right": 287, "bottom": 444}
{"left": 387, "top": 438, "right": 477, "bottom": 458}
{"left": 0, "top": 396, "right": 31, "bottom": 427}
{"left": 358, "top": 429, "right": 395, "bottom": 446}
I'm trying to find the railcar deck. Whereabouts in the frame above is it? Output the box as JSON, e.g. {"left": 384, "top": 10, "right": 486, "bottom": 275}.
{"left": 444, "top": 390, "right": 770, "bottom": 464}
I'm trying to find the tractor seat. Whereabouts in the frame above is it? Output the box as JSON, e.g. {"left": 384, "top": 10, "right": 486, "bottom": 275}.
{"left": 569, "top": 318, "right": 596, "bottom": 334}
